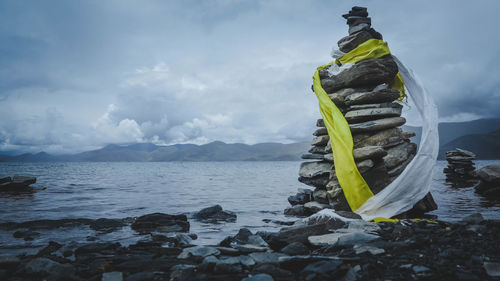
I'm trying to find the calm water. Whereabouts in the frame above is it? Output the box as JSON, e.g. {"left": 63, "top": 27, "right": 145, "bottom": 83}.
{"left": 0, "top": 161, "right": 499, "bottom": 252}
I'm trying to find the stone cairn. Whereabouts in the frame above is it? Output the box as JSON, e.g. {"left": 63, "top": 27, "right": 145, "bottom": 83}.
{"left": 286, "top": 6, "right": 437, "bottom": 218}
{"left": 443, "top": 148, "right": 478, "bottom": 187}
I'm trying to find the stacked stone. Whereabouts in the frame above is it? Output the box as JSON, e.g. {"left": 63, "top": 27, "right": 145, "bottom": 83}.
{"left": 443, "top": 148, "right": 478, "bottom": 187}
{"left": 286, "top": 6, "right": 437, "bottom": 217}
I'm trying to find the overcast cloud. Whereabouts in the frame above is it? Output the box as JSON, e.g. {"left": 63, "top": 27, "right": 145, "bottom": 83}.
{"left": 1, "top": 0, "right": 499, "bottom": 154}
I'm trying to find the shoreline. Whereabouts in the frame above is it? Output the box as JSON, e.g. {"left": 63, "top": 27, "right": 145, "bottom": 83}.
{"left": 1, "top": 211, "right": 499, "bottom": 280}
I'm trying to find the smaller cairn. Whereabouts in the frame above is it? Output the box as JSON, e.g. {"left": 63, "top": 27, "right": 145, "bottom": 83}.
{"left": 443, "top": 149, "right": 478, "bottom": 187}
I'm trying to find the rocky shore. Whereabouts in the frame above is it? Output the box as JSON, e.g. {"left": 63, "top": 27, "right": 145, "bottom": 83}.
{"left": 1, "top": 209, "right": 499, "bottom": 281}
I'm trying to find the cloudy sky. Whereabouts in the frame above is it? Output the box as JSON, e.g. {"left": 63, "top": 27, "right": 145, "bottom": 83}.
{"left": 1, "top": 0, "right": 499, "bottom": 154}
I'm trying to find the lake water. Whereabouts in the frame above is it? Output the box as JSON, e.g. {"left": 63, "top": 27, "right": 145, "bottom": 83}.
{"left": 0, "top": 160, "right": 499, "bottom": 252}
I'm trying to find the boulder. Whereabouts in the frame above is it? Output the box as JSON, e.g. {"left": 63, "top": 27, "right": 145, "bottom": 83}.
{"left": 193, "top": 205, "right": 237, "bottom": 222}
{"left": 477, "top": 165, "right": 500, "bottom": 185}
{"left": 320, "top": 56, "right": 398, "bottom": 93}
{"left": 131, "top": 213, "right": 189, "bottom": 234}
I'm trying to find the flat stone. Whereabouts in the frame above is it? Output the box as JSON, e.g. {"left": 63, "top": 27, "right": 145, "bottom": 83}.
{"left": 232, "top": 244, "right": 268, "bottom": 253}
{"left": 249, "top": 252, "right": 288, "bottom": 264}
{"left": 345, "top": 107, "right": 402, "bottom": 123}
{"left": 337, "top": 31, "right": 373, "bottom": 53}
{"left": 177, "top": 246, "right": 220, "bottom": 259}
{"left": 102, "top": 272, "right": 123, "bottom": 281}
{"left": 349, "top": 23, "right": 370, "bottom": 35}
{"left": 347, "top": 220, "right": 381, "bottom": 234}
{"left": 383, "top": 142, "right": 417, "bottom": 169}
{"left": 311, "top": 135, "right": 329, "bottom": 146}
{"left": 352, "top": 146, "right": 387, "bottom": 161}
{"left": 336, "top": 232, "right": 380, "bottom": 246}
{"left": 131, "top": 213, "right": 189, "bottom": 234}
{"left": 298, "top": 174, "right": 329, "bottom": 188}
{"left": 281, "top": 242, "right": 310, "bottom": 256}
{"left": 298, "top": 161, "right": 332, "bottom": 178}
{"left": 353, "top": 245, "right": 385, "bottom": 255}
{"left": 348, "top": 102, "right": 402, "bottom": 110}
{"left": 304, "top": 201, "right": 331, "bottom": 213}
{"left": 301, "top": 153, "right": 324, "bottom": 160}
{"left": 345, "top": 89, "right": 401, "bottom": 106}
{"left": 308, "top": 232, "right": 348, "bottom": 246}
{"left": 308, "top": 146, "right": 327, "bottom": 155}
{"left": 320, "top": 56, "right": 398, "bottom": 93}
{"left": 326, "top": 88, "right": 359, "bottom": 106}
{"left": 242, "top": 273, "right": 274, "bottom": 281}
{"left": 316, "top": 119, "right": 325, "bottom": 127}
{"left": 313, "top": 127, "right": 328, "bottom": 136}
{"left": 350, "top": 117, "right": 406, "bottom": 134}
{"left": 356, "top": 159, "right": 374, "bottom": 173}
{"left": 353, "top": 128, "right": 402, "bottom": 149}
{"left": 484, "top": 262, "right": 500, "bottom": 277}
{"left": 272, "top": 223, "right": 330, "bottom": 245}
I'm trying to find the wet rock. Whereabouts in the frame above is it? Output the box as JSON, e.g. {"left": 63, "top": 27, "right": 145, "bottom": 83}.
{"left": 270, "top": 223, "right": 330, "bottom": 245}
{"left": 304, "top": 201, "right": 331, "bottom": 213}
{"left": 13, "top": 230, "right": 40, "bottom": 240}
{"left": 0, "top": 256, "right": 21, "bottom": 270}
{"left": 131, "top": 213, "right": 189, "bottom": 234}
{"left": 336, "top": 232, "right": 379, "bottom": 246}
{"left": 350, "top": 117, "right": 406, "bottom": 134}
{"left": 300, "top": 260, "right": 344, "bottom": 280}
{"left": 75, "top": 242, "right": 121, "bottom": 256}
{"left": 177, "top": 246, "right": 220, "bottom": 260}
{"left": 476, "top": 165, "right": 500, "bottom": 197}
{"left": 193, "top": 205, "right": 237, "bottom": 222}
{"left": 242, "top": 273, "right": 274, "bottom": 281}
{"left": 460, "top": 213, "right": 484, "bottom": 225}
{"left": 249, "top": 252, "right": 287, "bottom": 264}
{"left": 320, "top": 56, "right": 398, "bottom": 93}
{"left": 484, "top": 262, "right": 500, "bottom": 277}
{"left": 21, "top": 257, "right": 75, "bottom": 279}
{"left": 102, "top": 271, "right": 123, "bottom": 281}
{"left": 353, "top": 245, "right": 385, "bottom": 255}
{"left": 281, "top": 242, "right": 310, "bottom": 256}
{"left": 287, "top": 189, "right": 312, "bottom": 206}
{"left": 90, "top": 218, "right": 126, "bottom": 232}
{"left": 284, "top": 205, "right": 309, "bottom": 217}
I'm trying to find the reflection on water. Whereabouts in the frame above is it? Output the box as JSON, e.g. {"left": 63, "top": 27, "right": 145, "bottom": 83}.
{"left": 0, "top": 160, "right": 499, "bottom": 248}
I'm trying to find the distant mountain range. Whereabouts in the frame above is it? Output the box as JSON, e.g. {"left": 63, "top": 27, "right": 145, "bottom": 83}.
{"left": 0, "top": 142, "right": 311, "bottom": 162}
{"left": 403, "top": 118, "right": 500, "bottom": 160}
{"left": 1, "top": 118, "right": 499, "bottom": 162}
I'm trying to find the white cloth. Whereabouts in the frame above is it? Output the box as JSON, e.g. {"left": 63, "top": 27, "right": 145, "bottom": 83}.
{"left": 354, "top": 55, "right": 439, "bottom": 220}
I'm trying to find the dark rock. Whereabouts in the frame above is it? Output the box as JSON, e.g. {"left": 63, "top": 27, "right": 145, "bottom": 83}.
{"left": 350, "top": 117, "right": 406, "bottom": 134}
{"left": 461, "top": 213, "right": 484, "bottom": 225}
{"left": 300, "top": 260, "right": 344, "bottom": 280}
{"left": 102, "top": 271, "right": 123, "bottom": 281}
{"left": 20, "top": 257, "right": 75, "bottom": 278}
{"left": 345, "top": 107, "right": 402, "bottom": 123}
{"left": 242, "top": 273, "right": 274, "bottom": 281}
{"left": 284, "top": 205, "right": 309, "bottom": 217}
{"left": 12, "top": 175, "right": 36, "bottom": 185}
{"left": 298, "top": 174, "right": 329, "bottom": 188}
{"left": 270, "top": 223, "right": 330, "bottom": 245}
{"left": 301, "top": 153, "right": 324, "bottom": 160}
{"left": 177, "top": 246, "right": 220, "bottom": 260}
{"left": 252, "top": 264, "right": 294, "bottom": 280}
{"left": 248, "top": 252, "right": 287, "bottom": 264}
{"left": 349, "top": 23, "right": 370, "bottom": 35}
{"left": 0, "top": 256, "right": 21, "bottom": 270}
{"left": 320, "top": 56, "right": 398, "bottom": 93}
{"left": 89, "top": 218, "right": 126, "bottom": 232}
{"left": 313, "top": 127, "right": 328, "bottom": 136}
{"left": 13, "top": 230, "right": 40, "bottom": 240}
{"left": 75, "top": 242, "right": 121, "bottom": 256}
{"left": 281, "top": 242, "right": 310, "bottom": 256}
{"left": 124, "top": 271, "right": 156, "bottom": 281}
{"left": 288, "top": 191, "right": 312, "bottom": 206}
{"left": 344, "top": 88, "right": 401, "bottom": 106}
{"left": 311, "top": 135, "right": 329, "bottom": 146}
{"left": 0, "top": 177, "right": 12, "bottom": 184}
{"left": 131, "top": 213, "right": 189, "bottom": 233}
{"left": 193, "top": 205, "right": 237, "bottom": 223}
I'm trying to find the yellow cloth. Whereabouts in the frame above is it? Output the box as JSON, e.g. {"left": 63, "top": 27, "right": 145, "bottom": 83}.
{"left": 312, "top": 64, "right": 373, "bottom": 211}
{"left": 312, "top": 39, "right": 405, "bottom": 212}
{"left": 335, "top": 39, "right": 407, "bottom": 102}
